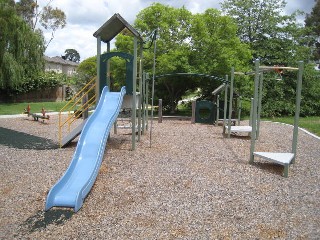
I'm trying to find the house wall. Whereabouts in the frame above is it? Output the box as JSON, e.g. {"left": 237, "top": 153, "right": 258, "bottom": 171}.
{"left": 62, "top": 65, "right": 77, "bottom": 76}
{"left": 44, "top": 57, "right": 78, "bottom": 76}
{"left": 45, "top": 62, "right": 63, "bottom": 74}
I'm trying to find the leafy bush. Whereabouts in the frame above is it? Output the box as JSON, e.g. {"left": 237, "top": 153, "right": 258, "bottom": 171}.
{"left": 2, "top": 71, "right": 68, "bottom": 97}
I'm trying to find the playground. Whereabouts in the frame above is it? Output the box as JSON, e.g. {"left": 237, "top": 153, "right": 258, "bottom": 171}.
{"left": 0, "top": 114, "right": 319, "bottom": 239}
{"left": 1, "top": 12, "right": 319, "bottom": 239}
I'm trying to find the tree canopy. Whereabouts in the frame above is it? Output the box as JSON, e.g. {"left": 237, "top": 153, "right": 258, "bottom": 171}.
{"left": 78, "top": 2, "right": 319, "bottom": 116}
{"left": 0, "top": 0, "right": 45, "bottom": 92}
{"left": 64, "top": 49, "right": 80, "bottom": 63}
{"left": 15, "top": 0, "right": 66, "bottom": 49}
{"left": 305, "top": 0, "right": 320, "bottom": 64}
{"left": 219, "top": 0, "right": 320, "bottom": 117}
{"left": 221, "top": 0, "right": 309, "bottom": 65}
{"left": 129, "top": 3, "right": 252, "bottom": 112}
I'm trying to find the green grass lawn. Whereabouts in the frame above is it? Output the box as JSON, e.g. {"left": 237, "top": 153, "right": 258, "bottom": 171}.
{"left": 0, "top": 102, "right": 68, "bottom": 115}
{"left": 262, "top": 116, "right": 320, "bottom": 137}
{"left": 1, "top": 102, "right": 319, "bottom": 137}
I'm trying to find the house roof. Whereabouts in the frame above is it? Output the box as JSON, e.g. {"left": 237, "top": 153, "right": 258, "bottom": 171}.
{"left": 93, "top": 13, "right": 143, "bottom": 43}
{"left": 44, "top": 56, "right": 79, "bottom": 67}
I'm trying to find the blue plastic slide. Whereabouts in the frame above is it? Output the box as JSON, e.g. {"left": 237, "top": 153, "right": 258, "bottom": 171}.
{"left": 45, "top": 86, "right": 126, "bottom": 212}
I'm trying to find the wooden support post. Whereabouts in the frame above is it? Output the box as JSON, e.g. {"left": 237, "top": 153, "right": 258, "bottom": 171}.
{"left": 82, "top": 94, "right": 88, "bottom": 120}
{"left": 158, "top": 99, "right": 162, "bottom": 123}
{"left": 191, "top": 101, "right": 196, "bottom": 124}
{"left": 62, "top": 85, "right": 66, "bottom": 101}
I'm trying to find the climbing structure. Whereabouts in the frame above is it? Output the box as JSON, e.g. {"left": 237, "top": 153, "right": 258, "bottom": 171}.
{"left": 93, "top": 13, "right": 145, "bottom": 150}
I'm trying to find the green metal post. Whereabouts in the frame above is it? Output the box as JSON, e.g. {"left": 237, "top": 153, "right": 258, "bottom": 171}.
{"left": 106, "top": 42, "right": 111, "bottom": 89}
{"left": 228, "top": 67, "right": 234, "bottom": 138}
{"left": 249, "top": 59, "right": 260, "bottom": 164}
{"left": 291, "top": 61, "right": 304, "bottom": 163}
{"left": 140, "top": 47, "right": 145, "bottom": 135}
{"left": 138, "top": 45, "right": 143, "bottom": 141}
{"left": 223, "top": 75, "right": 228, "bottom": 134}
{"left": 256, "top": 72, "right": 264, "bottom": 139}
{"left": 96, "top": 36, "right": 101, "bottom": 103}
{"left": 146, "top": 73, "right": 149, "bottom": 131}
{"left": 132, "top": 37, "right": 137, "bottom": 150}
{"left": 142, "top": 71, "right": 146, "bottom": 134}
{"left": 249, "top": 98, "right": 253, "bottom": 126}
{"left": 216, "top": 95, "right": 219, "bottom": 126}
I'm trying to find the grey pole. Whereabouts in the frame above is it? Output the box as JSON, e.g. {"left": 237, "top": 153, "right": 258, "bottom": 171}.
{"left": 223, "top": 75, "right": 228, "bottom": 134}
{"left": 138, "top": 57, "right": 143, "bottom": 141}
{"left": 142, "top": 71, "right": 146, "bottom": 134}
{"left": 291, "top": 61, "right": 304, "bottom": 163}
{"left": 249, "top": 98, "right": 253, "bottom": 126}
{"left": 146, "top": 73, "right": 149, "bottom": 131}
{"left": 249, "top": 59, "right": 260, "bottom": 164}
{"left": 132, "top": 37, "right": 138, "bottom": 150}
{"left": 256, "top": 72, "right": 264, "bottom": 139}
{"left": 227, "top": 67, "right": 234, "bottom": 138}
{"left": 149, "top": 32, "right": 157, "bottom": 148}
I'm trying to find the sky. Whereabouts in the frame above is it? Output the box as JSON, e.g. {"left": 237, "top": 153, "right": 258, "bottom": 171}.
{"left": 42, "top": 0, "right": 316, "bottom": 62}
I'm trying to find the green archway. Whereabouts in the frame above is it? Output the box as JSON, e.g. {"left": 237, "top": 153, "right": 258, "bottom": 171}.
{"left": 99, "top": 52, "right": 134, "bottom": 95}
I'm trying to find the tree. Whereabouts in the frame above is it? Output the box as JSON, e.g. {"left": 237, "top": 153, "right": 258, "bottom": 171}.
{"left": 0, "top": 0, "right": 45, "bottom": 94}
{"left": 40, "top": 5, "right": 66, "bottom": 48}
{"left": 132, "top": 3, "right": 251, "bottom": 112}
{"left": 189, "top": 9, "right": 252, "bottom": 98}
{"left": 221, "top": 0, "right": 309, "bottom": 65}
{"left": 133, "top": 4, "right": 196, "bottom": 112}
{"left": 220, "top": 0, "right": 320, "bottom": 117}
{"left": 305, "top": 0, "right": 320, "bottom": 64}
{"left": 64, "top": 49, "right": 80, "bottom": 62}
{"left": 15, "top": 0, "right": 66, "bottom": 49}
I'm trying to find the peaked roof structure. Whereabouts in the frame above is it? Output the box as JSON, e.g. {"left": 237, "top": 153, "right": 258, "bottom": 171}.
{"left": 93, "top": 13, "right": 143, "bottom": 43}
{"left": 44, "top": 56, "right": 79, "bottom": 66}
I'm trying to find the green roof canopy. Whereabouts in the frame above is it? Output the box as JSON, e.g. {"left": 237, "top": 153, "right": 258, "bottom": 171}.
{"left": 93, "top": 13, "right": 143, "bottom": 43}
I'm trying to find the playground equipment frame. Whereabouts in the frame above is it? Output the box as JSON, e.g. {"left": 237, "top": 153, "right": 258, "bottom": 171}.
{"left": 249, "top": 60, "right": 304, "bottom": 177}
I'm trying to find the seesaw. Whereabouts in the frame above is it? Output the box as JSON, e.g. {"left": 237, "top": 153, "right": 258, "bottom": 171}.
{"left": 24, "top": 104, "right": 50, "bottom": 122}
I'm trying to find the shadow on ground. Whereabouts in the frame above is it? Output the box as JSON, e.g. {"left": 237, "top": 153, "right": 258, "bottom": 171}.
{"left": 0, "top": 127, "right": 58, "bottom": 149}
{"left": 18, "top": 209, "right": 74, "bottom": 234}
{"left": 253, "top": 162, "right": 284, "bottom": 176}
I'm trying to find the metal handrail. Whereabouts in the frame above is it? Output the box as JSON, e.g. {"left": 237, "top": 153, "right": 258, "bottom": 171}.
{"left": 60, "top": 77, "right": 96, "bottom": 112}
{"left": 58, "top": 77, "right": 97, "bottom": 146}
